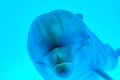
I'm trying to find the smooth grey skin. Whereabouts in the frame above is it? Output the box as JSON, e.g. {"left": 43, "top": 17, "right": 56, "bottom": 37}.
{"left": 27, "top": 10, "right": 120, "bottom": 80}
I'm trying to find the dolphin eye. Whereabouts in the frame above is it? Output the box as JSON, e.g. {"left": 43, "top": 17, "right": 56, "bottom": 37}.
{"left": 76, "top": 13, "right": 83, "bottom": 19}
{"left": 88, "top": 35, "right": 90, "bottom": 39}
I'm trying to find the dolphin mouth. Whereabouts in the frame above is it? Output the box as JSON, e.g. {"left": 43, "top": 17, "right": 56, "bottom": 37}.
{"left": 53, "top": 62, "right": 73, "bottom": 78}
{"left": 48, "top": 41, "right": 87, "bottom": 68}
{"left": 54, "top": 63, "right": 67, "bottom": 74}
{"left": 51, "top": 44, "right": 86, "bottom": 78}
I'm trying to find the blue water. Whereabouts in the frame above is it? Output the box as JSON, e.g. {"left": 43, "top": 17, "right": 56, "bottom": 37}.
{"left": 0, "top": 0, "right": 120, "bottom": 80}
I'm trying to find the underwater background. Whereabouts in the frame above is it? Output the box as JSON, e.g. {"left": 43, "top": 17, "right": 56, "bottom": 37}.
{"left": 0, "top": 0, "right": 120, "bottom": 80}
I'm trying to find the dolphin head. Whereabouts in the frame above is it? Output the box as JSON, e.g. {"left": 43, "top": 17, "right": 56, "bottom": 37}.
{"left": 27, "top": 10, "right": 95, "bottom": 80}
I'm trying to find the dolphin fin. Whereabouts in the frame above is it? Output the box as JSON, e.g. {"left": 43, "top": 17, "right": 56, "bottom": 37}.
{"left": 93, "top": 66, "right": 113, "bottom": 80}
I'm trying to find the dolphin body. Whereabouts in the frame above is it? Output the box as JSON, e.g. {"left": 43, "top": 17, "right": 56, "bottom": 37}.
{"left": 27, "top": 10, "right": 120, "bottom": 80}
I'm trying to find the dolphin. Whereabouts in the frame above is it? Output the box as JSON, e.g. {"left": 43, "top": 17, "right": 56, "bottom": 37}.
{"left": 27, "top": 10, "right": 120, "bottom": 80}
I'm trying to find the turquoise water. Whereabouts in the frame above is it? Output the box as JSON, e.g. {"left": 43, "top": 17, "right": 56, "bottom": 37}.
{"left": 0, "top": 0, "right": 120, "bottom": 80}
